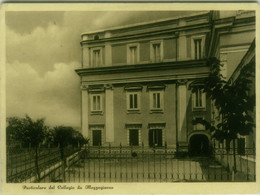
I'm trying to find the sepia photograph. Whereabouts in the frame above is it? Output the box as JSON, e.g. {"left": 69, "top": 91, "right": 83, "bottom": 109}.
{"left": 0, "top": 3, "right": 259, "bottom": 194}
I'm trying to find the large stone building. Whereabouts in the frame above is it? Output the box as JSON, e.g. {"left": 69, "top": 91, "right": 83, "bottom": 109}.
{"left": 75, "top": 11, "right": 255, "bottom": 154}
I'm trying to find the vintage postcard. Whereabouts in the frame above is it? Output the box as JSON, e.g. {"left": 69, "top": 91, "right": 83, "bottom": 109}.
{"left": 0, "top": 2, "right": 259, "bottom": 195}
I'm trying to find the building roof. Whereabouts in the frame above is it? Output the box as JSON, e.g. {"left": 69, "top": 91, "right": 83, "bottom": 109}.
{"left": 81, "top": 11, "right": 210, "bottom": 36}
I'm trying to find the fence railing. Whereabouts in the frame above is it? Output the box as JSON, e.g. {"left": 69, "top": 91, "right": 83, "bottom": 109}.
{"left": 44, "top": 145, "right": 255, "bottom": 183}
{"left": 7, "top": 144, "right": 255, "bottom": 183}
{"left": 6, "top": 146, "right": 80, "bottom": 183}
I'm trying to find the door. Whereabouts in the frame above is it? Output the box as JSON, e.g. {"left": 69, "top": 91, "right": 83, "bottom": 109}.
{"left": 129, "top": 129, "right": 139, "bottom": 146}
{"left": 189, "top": 134, "right": 209, "bottom": 156}
{"left": 149, "top": 129, "right": 162, "bottom": 147}
{"left": 92, "top": 130, "right": 102, "bottom": 146}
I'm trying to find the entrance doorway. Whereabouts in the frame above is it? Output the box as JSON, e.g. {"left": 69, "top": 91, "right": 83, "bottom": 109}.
{"left": 149, "top": 129, "right": 162, "bottom": 147}
{"left": 92, "top": 130, "right": 102, "bottom": 146}
{"left": 189, "top": 134, "right": 210, "bottom": 156}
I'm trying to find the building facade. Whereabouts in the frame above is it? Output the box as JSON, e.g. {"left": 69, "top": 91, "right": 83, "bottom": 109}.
{"left": 75, "top": 11, "right": 255, "bottom": 154}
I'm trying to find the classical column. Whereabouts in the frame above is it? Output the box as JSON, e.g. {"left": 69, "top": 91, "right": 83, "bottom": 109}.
{"left": 177, "top": 80, "right": 188, "bottom": 142}
{"left": 81, "top": 85, "right": 89, "bottom": 138}
{"left": 105, "top": 84, "right": 114, "bottom": 142}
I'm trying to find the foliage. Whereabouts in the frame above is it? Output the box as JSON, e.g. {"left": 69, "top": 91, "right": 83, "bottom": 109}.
{"left": 51, "top": 126, "right": 88, "bottom": 148}
{"left": 6, "top": 115, "right": 48, "bottom": 181}
{"left": 51, "top": 126, "right": 87, "bottom": 182}
{"left": 6, "top": 115, "right": 87, "bottom": 182}
{"left": 6, "top": 115, "right": 47, "bottom": 147}
{"left": 71, "top": 130, "right": 88, "bottom": 147}
{"left": 191, "top": 58, "right": 255, "bottom": 143}
{"left": 52, "top": 126, "right": 74, "bottom": 148}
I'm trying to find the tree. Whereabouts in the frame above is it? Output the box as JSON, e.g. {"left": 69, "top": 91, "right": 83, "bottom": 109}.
{"left": 191, "top": 58, "right": 255, "bottom": 171}
{"left": 71, "top": 130, "right": 88, "bottom": 148}
{"left": 51, "top": 126, "right": 88, "bottom": 181}
{"left": 6, "top": 115, "right": 47, "bottom": 181}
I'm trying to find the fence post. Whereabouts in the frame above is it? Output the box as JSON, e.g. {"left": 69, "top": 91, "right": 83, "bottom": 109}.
{"left": 109, "top": 143, "right": 111, "bottom": 182}
{"left": 142, "top": 142, "right": 144, "bottom": 182}
{"left": 120, "top": 142, "right": 122, "bottom": 181}
{"left": 165, "top": 142, "right": 167, "bottom": 182}
{"left": 153, "top": 144, "right": 156, "bottom": 181}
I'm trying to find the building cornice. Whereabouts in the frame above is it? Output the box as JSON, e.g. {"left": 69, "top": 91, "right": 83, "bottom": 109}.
{"left": 82, "top": 72, "right": 210, "bottom": 86}
{"left": 81, "top": 23, "right": 211, "bottom": 46}
{"left": 75, "top": 59, "right": 208, "bottom": 76}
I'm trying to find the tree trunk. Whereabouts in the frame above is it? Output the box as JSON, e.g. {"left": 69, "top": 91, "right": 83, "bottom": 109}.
{"left": 233, "top": 139, "right": 237, "bottom": 172}
{"left": 60, "top": 146, "right": 66, "bottom": 182}
{"left": 35, "top": 146, "right": 41, "bottom": 182}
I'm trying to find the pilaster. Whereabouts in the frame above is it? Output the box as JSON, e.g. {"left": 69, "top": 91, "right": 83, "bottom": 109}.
{"left": 105, "top": 84, "right": 114, "bottom": 142}
{"left": 82, "top": 46, "right": 90, "bottom": 68}
{"left": 178, "top": 31, "right": 187, "bottom": 60}
{"left": 81, "top": 84, "right": 89, "bottom": 137}
{"left": 177, "top": 79, "right": 188, "bottom": 143}
{"left": 105, "top": 43, "right": 112, "bottom": 66}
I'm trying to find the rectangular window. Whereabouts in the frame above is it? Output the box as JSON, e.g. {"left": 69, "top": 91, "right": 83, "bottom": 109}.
{"left": 153, "top": 93, "right": 160, "bottom": 109}
{"left": 129, "top": 129, "right": 139, "bottom": 146}
{"left": 129, "top": 46, "right": 137, "bottom": 64}
{"left": 153, "top": 43, "right": 161, "bottom": 62}
{"left": 196, "top": 89, "right": 202, "bottom": 107}
{"left": 127, "top": 44, "right": 139, "bottom": 65}
{"left": 194, "top": 39, "right": 202, "bottom": 60}
{"left": 93, "top": 49, "right": 100, "bottom": 66}
{"left": 150, "top": 91, "right": 164, "bottom": 111}
{"left": 91, "top": 48, "right": 103, "bottom": 67}
{"left": 91, "top": 95, "right": 102, "bottom": 111}
{"left": 193, "top": 89, "right": 206, "bottom": 109}
{"left": 128, "top": 93, "right": 139, "bottom": 110}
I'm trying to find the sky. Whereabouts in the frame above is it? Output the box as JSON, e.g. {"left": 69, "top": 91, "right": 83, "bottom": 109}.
{"left": 6, "top": 11, "right": 199, "bottom": 128}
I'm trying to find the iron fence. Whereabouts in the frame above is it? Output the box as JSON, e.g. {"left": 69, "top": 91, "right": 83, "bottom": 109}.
{"left": 6, "top": 146, "right": 80, "bottom": 183}
{"left": 43, "top": 144, "right": 255, "bottom": 183}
